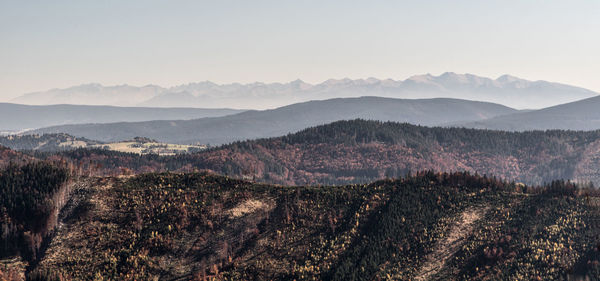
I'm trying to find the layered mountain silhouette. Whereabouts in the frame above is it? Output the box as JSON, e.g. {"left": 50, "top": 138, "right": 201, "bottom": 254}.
{"left": 11, "top": 73, "right": 597, "bottom": 109}
{"left": 0, "top": 103, "right": 243, "bottom": 131}
{"left": 11, "top": 83, "right": 164, "bottom": 107}
{"left": 32, "top": 97, "right": 518, "bottom": 144}
{"left": 457, "top": 95, "right": 600, "bottom": 131}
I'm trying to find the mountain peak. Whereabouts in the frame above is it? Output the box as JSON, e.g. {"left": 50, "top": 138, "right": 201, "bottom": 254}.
{"left": 438, "top": 72, "right": 490, "bottom": 84}
{"left": 439, "top": 72, "right": 467, "bottom": 81}
{"left": 406, "top": 73, "right": 435, "bottom": 83}
{"left": 289, "top": 79, "right": 313, "bottom": 90}
{"left": 72, "top": 83, "right": 103, "bottom": 89}
{"left": 496, "top": 74, "right": 524, "bottom": 83}
{"left": 439, "top": 71, "right": 460, "bottom": 77}
{"left": 365, "top": 77, "right": 381, "bottom": 84}
{"left": 321, "top": 78, "right": 353, "bottom": 86}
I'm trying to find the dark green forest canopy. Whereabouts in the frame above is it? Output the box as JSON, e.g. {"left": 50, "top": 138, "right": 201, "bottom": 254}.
{"left": 0, "top": 162, "right": 69, "bottom": 260}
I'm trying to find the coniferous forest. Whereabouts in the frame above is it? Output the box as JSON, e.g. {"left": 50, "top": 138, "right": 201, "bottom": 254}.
{"left": 0, "top": 162, "right": 69, "bottom": 261}
{"left": 1, "top": 158, "right": 599, "bottom": 280}
{"left": 20, "top": 119, "right": 600, "bottom": 186}
{"left": 1, "top": 121, "right": 600, "bottom": 280}
{"left": 4, "top": 2, "right": 600, "bottom": 279}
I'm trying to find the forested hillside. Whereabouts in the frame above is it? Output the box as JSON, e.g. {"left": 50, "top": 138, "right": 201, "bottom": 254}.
{"left": 36, "top": 120, "right": 600, "bottom": 186}
{"left": 0, "top": 134, "right": 100, "bottom": 152}
{"left": 198, "top": 120, "right": 600, "bottom": 185}
{"left": 0, "top": 145, "right": 32, "bottom": 167}
{"left": 19, "top": 171, "right": 600, "bottom": 280}
{"left": 0, "top": 162, "right": 69, "bottom": 262}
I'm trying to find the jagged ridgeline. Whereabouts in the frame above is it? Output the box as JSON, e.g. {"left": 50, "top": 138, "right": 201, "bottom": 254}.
{"left": 21, "top": 171, "right": 600, "bottom": 280}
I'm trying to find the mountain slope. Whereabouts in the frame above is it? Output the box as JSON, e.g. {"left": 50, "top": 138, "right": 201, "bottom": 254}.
{"left": 19, "top": 171, "right": 600, "bottom": 280}
{"left": 10, "top": 83, "right": 165, "bottom": 106}
{"left": 31, "top": 97, "right": 518, "bottom": 144}
{"left": 0, "top": 145, "right": 32, "bottom": 167}
{"left": 0, "top": 134, "right": 100, "bottom": 152}
{"left": 40, "top": 120, "right": 600, "bottom": 186}
{"left": 458, "top": 95, "right": 600, "bottom": 131}
{"left": 0, "top": 103, "right": 244, "bottom": 131}
{"left": 179, "top": 119, "right": 600, "bottom": 186}
{"left": 11, "top": 73, "right": 597, "bottom": 109}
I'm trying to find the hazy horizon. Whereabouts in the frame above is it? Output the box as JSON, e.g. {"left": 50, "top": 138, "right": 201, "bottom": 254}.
{"left": 11, "top": 71, "right": 596, "bottom": 94}
{"left": 2, "top": 0, "right": 599, "bottom": 102}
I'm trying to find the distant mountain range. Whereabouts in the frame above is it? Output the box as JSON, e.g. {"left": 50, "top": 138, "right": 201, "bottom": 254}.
{"left": 11, "top": 72, "right": 597, "bottom": 109}
{"left": 25, "top": 92, "right": 600, "bottom": 145}
{"left": 12, "top": 84, "right": 164, "bottom": 107}
{"left": 457, "top": 95, "right": 600, "bottom": 131}
{"left": 0, "top": 103, "right": 244, "bottom": 131}
{"left": 31, "top": 97, "right": 518, "bottom": 144}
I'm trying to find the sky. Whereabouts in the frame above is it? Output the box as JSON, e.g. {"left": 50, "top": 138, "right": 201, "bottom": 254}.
{"left": 1, "top": 0, "right": 599, "bottom": 100}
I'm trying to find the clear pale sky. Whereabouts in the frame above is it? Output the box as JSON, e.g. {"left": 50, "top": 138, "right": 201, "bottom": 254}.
{"left": 1, "top": 0, "right": 599, "bottom": 100}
